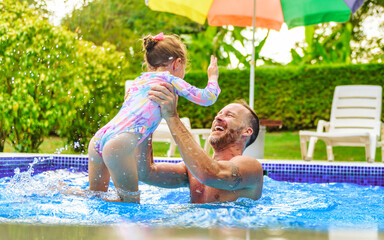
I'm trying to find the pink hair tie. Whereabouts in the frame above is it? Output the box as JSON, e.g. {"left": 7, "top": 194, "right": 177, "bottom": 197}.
{"left": 154, "top": 32, "right": 164, "bottom": 41}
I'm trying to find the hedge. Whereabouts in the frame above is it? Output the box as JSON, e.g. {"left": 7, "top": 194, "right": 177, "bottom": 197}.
{"left": 175, "top": 63, "right": 384, "bottom": 130}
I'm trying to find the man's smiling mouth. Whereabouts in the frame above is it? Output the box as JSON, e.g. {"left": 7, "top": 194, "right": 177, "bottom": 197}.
{"left": 214, "top": 126, "right": 225, "bottom": 131}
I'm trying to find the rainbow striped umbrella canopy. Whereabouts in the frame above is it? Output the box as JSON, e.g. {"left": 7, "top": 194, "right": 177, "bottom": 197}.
{"left": 147, "top": 0, "right": 365, "bottom": 30}
{"left": 146, "top": 0, "right": 365, "bottom": 108}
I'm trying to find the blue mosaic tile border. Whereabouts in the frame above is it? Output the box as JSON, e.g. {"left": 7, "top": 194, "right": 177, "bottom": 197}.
{"left": 262, "top": 163, "right": 384, "bottom": 186}
{"left": 0, "top": 155, "right": 383, "bottom": 187}
{"left": 0, "top": 155, "right": 88, "bottom": 178}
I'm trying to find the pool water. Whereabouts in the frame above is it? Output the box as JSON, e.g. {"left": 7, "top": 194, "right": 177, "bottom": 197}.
{"left": 0, "top": 164, "right": 383, "bottom": 232}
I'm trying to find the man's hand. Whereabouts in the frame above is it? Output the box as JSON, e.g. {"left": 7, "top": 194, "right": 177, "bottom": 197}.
{"left": 148, "top": 82, "right": 178, "bottom": 120}
{"left": 207, "top": 55, "right": 219, "bottom": 82}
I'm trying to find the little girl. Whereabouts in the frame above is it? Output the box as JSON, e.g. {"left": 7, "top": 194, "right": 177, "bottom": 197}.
{"left": 87, "top": 32, "right": 220, "bottom": 202}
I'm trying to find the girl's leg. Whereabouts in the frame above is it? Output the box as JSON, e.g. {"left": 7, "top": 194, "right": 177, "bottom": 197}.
{"left": 136, "top": 135, "right": 154, "bottom": 182}
{"left": 88, "top": 137, "right": 110, "bottom": 192}
{"left": 102, "top": 133, "right": 141, "bottom": 203}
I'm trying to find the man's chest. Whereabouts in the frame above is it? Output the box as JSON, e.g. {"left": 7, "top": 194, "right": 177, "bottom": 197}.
{"left": 188, "top": 174, "right": 238, "bottom": 204}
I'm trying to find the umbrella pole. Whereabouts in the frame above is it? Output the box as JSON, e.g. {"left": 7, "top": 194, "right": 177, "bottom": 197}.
{"left": 249, "top": 0, "right": 256, "bottom": 110}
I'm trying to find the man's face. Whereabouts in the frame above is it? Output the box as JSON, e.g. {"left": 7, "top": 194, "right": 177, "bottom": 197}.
{"left": 208, "top": 103, "right": 249, "bottom": 149}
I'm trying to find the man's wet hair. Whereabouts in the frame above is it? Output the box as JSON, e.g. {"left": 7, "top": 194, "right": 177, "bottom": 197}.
{"left": 234, "top": 100, "right": 259, "bottom": 148}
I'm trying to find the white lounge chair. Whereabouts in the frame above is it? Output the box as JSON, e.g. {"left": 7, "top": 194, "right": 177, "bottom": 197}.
{"left": 299, "top": 85, "right": 383, "bottom": 163}
{"left": 125, "top": 80, "right": 211, "bottom": 157}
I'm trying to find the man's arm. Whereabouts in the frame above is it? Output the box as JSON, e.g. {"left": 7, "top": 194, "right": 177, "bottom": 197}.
{"left": 164, "top": 114, "right": 262, "bottom": 191}
{"left": 148, "top": 83, "right": 263, "bottom": 192}
{"left": 136, "top": 135, "right": 189, "bottom": 188}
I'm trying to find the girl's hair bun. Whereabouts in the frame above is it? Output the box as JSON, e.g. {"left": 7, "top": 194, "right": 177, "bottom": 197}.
{"left": 143, "top": 35, "right": 158, "bottom": 52}
{"left": 142, "top": 33, "right": 187, "bottom": 70}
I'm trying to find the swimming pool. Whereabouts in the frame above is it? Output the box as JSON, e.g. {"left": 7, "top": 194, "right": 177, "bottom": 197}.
{"left": 0, "top": 153, "right": 384, "bottom": 239}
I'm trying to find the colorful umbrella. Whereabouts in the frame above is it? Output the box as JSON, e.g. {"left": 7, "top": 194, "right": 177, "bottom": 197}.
{"left": 146, "top": 0, "right": 366, "bottom": 109}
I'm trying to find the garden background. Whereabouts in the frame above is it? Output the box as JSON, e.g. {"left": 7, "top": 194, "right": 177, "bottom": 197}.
{"left": 1, "top": 0, "right": 384, "bottom": 161}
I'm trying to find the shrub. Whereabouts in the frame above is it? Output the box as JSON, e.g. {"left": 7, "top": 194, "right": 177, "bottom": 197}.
{"left": 61, "top": 42, "right": 129, "bottom": 152}
{"left": 0, "top": 0, "right": 128, "bottom": 152}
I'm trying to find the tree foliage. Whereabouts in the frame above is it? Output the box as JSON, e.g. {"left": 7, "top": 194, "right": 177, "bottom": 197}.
{"left": 62, "top": 0, "right": 205, "bottom": 73}
{"left": 350, "top": 0, "right": 384, "bottom": 63}
{"left": 289, "top": 0, "right": 384, "bottom": 65}
{"left": 0, "top": 0, "right": 128, "bottom": 152}
{"left": 61, "top": 0, "right": 259, "bottom": 71}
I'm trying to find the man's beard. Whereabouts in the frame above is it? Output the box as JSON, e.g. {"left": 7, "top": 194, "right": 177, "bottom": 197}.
{"left": 209, "top": 127, "right": 243, "bottom": 149}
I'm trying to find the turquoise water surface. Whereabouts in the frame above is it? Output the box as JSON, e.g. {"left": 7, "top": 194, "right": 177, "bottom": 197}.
{"left": 0, "top": 165, "right": 383, "bottom": 231}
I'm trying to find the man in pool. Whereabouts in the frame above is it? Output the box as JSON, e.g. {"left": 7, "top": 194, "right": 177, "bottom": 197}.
{"left": 135, "top": 82, "right": 264, "bottom": 203}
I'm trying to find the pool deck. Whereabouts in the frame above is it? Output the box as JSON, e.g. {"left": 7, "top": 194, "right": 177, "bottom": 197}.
{"left": 1, "top": 223, "right": 383, "bottom": 240}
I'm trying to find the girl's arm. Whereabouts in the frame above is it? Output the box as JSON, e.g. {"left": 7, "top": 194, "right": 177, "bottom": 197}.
{"left": 170, "top": 56, "right": 220, "bottom": 106}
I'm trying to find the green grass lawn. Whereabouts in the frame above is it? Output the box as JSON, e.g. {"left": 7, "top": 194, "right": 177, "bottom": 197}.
{"left": 264, "top": 131, "right": 382, "bottom": 162}
{"left": 3, "top": 137, "right": 178, "bottom": 156}
{"left": 3, "top": 131, "right": 382, "bottom": 162}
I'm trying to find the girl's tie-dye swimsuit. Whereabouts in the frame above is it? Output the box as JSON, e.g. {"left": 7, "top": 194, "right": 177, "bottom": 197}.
{"left": 94, "top": 71, "right": 220, "bottom": 155}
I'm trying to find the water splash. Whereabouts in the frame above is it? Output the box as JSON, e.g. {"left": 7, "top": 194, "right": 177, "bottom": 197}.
{"left": 0, "top": 171, "right": 383, "bottom": 230}
{"left": 54, "top": 141, "right": 81, "bottom": 154}
{"left": 3, "top": 157, "right": 58, "bottom": 201}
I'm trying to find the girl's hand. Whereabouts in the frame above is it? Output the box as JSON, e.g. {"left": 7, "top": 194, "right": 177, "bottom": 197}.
{"left": 207, "top": 55, "right": 219, "bottom": 82}
{"left": 148, "top": 82, "right": 178, "bottom": 121}
{"left": 124, "top": 91, "right": 129, "bottom": 101}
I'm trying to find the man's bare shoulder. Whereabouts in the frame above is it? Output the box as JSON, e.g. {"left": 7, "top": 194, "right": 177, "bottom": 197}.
{"left": 229, "top": 155, "right": 263, "bottom": 182}
{"left": 230, "top": 155, "right": 261, "bottom": 164}
{"left": 222, "top": 154, "right": 263, "bottom": 199}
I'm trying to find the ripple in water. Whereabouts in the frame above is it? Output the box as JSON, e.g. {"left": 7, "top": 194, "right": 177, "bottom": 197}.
{"left": 0, "top": 165, "right": 383, "bottom": 231}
